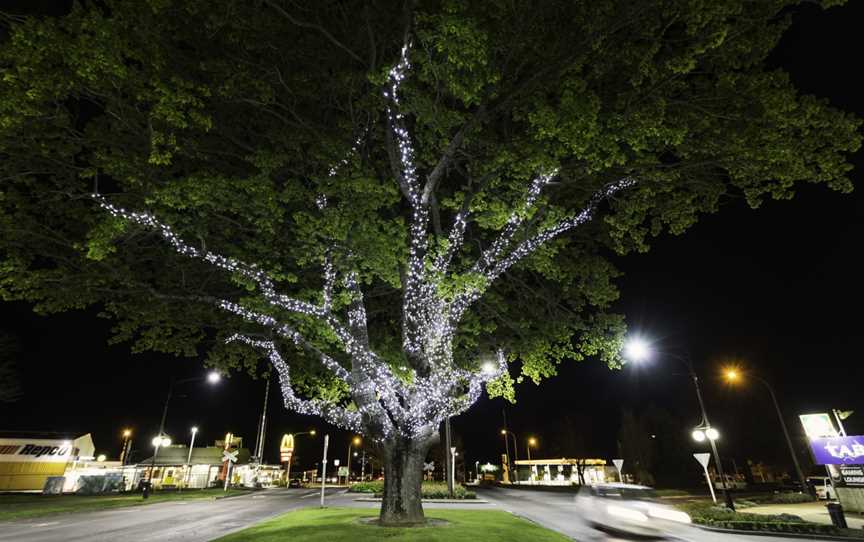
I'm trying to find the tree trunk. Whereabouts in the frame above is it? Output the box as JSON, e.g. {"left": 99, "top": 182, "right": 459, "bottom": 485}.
{"left": 379, "top": 435, "right": 433, "bottom": 526}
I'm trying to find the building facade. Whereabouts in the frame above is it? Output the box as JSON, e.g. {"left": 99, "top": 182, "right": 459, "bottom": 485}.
{"left": 0, "top": 433, "right": 96, "bottom": 491}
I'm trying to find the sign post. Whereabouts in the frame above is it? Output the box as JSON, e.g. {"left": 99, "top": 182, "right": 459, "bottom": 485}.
{"left": 612, "top": 459, "right": 624, "bottom": 482}
{"left": 693, "top": 453, "right": 716, "bottom": 503}
{"left": 222, "top": 449, "right": 238, "bottom": 491}
{"left": 320, "top": 434, "right": 329, "bottom": 508}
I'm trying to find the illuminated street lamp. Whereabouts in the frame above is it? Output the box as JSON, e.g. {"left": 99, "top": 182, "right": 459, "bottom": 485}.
{"left": 527, "top": 437, "right": 537, "bottom": 462}
{"left": 147, "top": 372, "right": 220, "bottom": 491}
{"left": 120, "top": 429, "right": 133, "bottom": 465}
{"left": 501, "top": 429, "right": 520, "bottom": 483}
{"left": 624, "top": 336, "right": 735, "bottom": 510}
{"left": 692, "top": 427, "right": 719, "bottom": 442}
{"left": 346, "top": 436, "right": 361, "bottom": 484}
{"left": 723, "top": 367, "right": 809, "bottom": 495}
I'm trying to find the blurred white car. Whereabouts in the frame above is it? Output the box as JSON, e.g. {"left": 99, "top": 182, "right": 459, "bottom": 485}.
{"left": 808, "top": 476, "right": 835, "bottom": 500}
{"left": 575, "top": 483, "right": 692, "bottom": 537}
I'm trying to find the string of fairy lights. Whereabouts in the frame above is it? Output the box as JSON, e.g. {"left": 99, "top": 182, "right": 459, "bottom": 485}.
{"left": 93, "top": 38, "right": 635, "bottom": 440}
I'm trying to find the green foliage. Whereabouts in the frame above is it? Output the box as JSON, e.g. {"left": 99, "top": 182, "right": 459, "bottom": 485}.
{"left": 0, "top": 0, "right": 860, "bottom": 409}
{"left": 767, "top": 492, "right": 816, "bottom": 504}
{"left": 349, "top": 481, "right": 476, "bottom": 500}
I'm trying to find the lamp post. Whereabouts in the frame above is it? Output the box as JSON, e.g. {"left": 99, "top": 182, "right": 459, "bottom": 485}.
{"left": 346, "top": 436, "right": 360, "bottom": 484}
{"left": 149, "top": 371, "right": 220, "bottom": 487}
{"left": 501, "top": 429, "right": 520, "bottom": 483}
{"left": 624, "top": 338, "right": 734, "bottom": 510}
{"left": 119, "top": 429, "right": 132, "bottom": 465}
{"left": 724, "top": 368, "right": 808, "bottom": 494}
{"left": 182, "top": 426, "right": 198, "bottom": 491}
{"left": 527, "top": 437, "right": 537, "bottom": 462}
{"left": 147, "top": 435, "right": 172, "bottom": 494}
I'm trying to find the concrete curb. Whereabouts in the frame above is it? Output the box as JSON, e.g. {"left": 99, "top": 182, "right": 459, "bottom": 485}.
{"left": 698, "top": 525, "right": 863, "bottom": 541}
{"left": 353, "top": 497, "right": 490, "bottom": 504}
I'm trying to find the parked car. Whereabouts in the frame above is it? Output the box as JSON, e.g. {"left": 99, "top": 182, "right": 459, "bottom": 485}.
{"left": 288, "top": 478, "right": 303, "bottom": 488}
{"left": 575, "top": 483, "right": 692, "bottom": 538}
{"left": 808, "top": 476, "right": 835, "bottom": 500}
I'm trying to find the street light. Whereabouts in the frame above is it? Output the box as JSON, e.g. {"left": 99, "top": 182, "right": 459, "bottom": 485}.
{"left": 148, "top": 372, "right": 220, "bottom": 489}
{"left": 527, "top": 437, "right": 537, "bottom": 462}
{"left": 723, "top": 367, "right": 809, "bottom": 495}
{"left": 624, "top": 337, "right": 651, "bottom": 363}
{"left": 501, "top": 429, "right": 520, "bottom": 482}
{"left": 346, "top": 436, "right": 361, "bottom": 484}
{"left": 182, "top": 426, "right": 198, "bottom": 490}
{"left": 624, "top": 337, "right": 735, "bottom": 510}
{"left": 120, "top": 429, "right": 133, "bottom": 465}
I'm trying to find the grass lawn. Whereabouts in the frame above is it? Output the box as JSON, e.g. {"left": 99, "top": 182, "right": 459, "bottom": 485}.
{"left": 214, "top": 508, "right": 569, "bottom": 542}
{"left": 0, "top": 488, "right": 250, "bottom": 521}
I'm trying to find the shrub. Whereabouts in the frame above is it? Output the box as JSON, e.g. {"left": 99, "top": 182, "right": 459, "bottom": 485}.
{"left": 769, "top": 492, "right": 815, "bottom": 504}
{"left": 347, "top": 481, "right": 476, "bottom": 499}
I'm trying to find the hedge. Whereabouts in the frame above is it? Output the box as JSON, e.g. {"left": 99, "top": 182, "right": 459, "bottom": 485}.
{"left": 348, "top": 481, "right": 476, "bottom": 499}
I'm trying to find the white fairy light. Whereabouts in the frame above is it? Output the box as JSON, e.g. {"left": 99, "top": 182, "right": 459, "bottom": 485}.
{"left": 92, "top": 38, "right": 637, "bottom": 444}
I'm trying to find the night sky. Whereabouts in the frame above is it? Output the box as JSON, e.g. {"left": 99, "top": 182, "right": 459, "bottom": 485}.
{"left": 1, "top": 2, "right": 862, "bottom": 479}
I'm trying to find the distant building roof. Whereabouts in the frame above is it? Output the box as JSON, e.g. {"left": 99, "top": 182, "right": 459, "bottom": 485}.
{"left": 0, "top": 430, "right": 89, "bottom": 440}
{"left": 515, "top": 458, "right": 607, "bottom": 466}
{"left": 137, "top": 446, "right": 251, "bottom": 466}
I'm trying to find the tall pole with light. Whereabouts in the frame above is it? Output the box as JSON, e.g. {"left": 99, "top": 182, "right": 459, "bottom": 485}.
{"left": 149, "top": 371, "right": 221, "bottom": 488}
{"left": 624, "top": 337, "right": 734, "bottom": 510}
{"left": 527, "top": 437, "right": 537, "bottom": 483}
{"left": 346, "top": 436, "right": 360, "bottom": 484}
{"left": 119, "top": 429, "right": 132, "bottom": 465}
{"left": 723, "top": 368, "right": 808, "bottom": 495}
{"left": 501, "top": 429, "right": 520, "bottom": 483}
{"left": 182, "top": 426, "right": 198, "bottom": 490}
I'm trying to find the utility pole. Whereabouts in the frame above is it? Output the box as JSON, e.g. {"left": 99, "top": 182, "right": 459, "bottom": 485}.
{"left": 320, "top": 434, "right": 329, "bottom": 507}
{"left": 691, "top": 370, "right": 734, "bottom": 511}
{"left": 254, "top": 376, "right": 270, "bottom": 463}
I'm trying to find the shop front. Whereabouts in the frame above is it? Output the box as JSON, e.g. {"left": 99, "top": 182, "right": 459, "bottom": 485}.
{"left": 0, "top": 433, "right": 96, "bottom": 491}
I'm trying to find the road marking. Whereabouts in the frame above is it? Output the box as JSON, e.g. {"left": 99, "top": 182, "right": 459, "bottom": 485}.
{"left": 251, "top": 495, "right": 267, "bottom": 499}
{"left": 33, "top": 522, "right": 59, "bottom": 527}
{"left": 300, "top": 491, "right": 319, "bottom": 498}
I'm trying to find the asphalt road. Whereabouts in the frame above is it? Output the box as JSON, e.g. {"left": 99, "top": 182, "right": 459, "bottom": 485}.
{"left": 0, "top": 485, "right": 832, "bottom": 542}
{"left": 475, "top": 486, "right": 810, "bottom": 542}
{"left": 0, "top": 487, "right": 346, "bottom": 542}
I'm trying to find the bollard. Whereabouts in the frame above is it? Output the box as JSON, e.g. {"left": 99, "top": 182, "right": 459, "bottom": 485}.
{"left": 826, "top": 502, "right": 847, "bottom": 529}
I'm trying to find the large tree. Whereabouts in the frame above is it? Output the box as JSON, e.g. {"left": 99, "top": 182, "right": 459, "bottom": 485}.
{"left": 0, "top": 0, "right": 859, "bottom": 524}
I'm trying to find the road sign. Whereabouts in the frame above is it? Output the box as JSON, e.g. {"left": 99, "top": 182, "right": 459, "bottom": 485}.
{"left": 693, "top": 453, "right": 716, "bottom": 503}
{"left": 612, "top": 458, "right": 624, "bottom": 481}
{"left": 223, "top": 450, "right": 239, "bottom": 463}
{"left": 424, "top": 461, "right": 435, "bottom": 472}
{"left": 338, "top": 466, "right": 348, "bottom": 476}
{"left": 693, "top": 453, "right": 711, "bottom": 468}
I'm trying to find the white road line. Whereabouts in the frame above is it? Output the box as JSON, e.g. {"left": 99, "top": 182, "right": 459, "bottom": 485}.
{"left": 300, "top": 491, "right": 320, "bottom": 498}
{"left": 32, "top": 522, "right": 59, "bottom": 528}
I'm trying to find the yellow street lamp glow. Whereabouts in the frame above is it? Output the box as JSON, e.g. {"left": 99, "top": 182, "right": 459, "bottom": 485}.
{"left": 723, "top": 367, "right": 740, "bottom": 382}
{"left": 353, "top": 436, "right": 361, "bottom": 446}
{"left": 528, "top": 437, "right": 537, "bottom": 447}
{"left": 310, "top": 429, "right": 317, "bottom": 436}
{"left": 97, "top": 454, "right": 106, "bottom": 462}
{"left": 122, "top": 429, "right": 132, "bottom": 438}
{"left": 500, "top": 429, "right": 507, "bottom": 435}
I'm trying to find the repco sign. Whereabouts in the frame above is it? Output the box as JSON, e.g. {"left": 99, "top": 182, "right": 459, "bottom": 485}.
{"left": 0, "top": 443, "right": 76, "bottom": 461}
